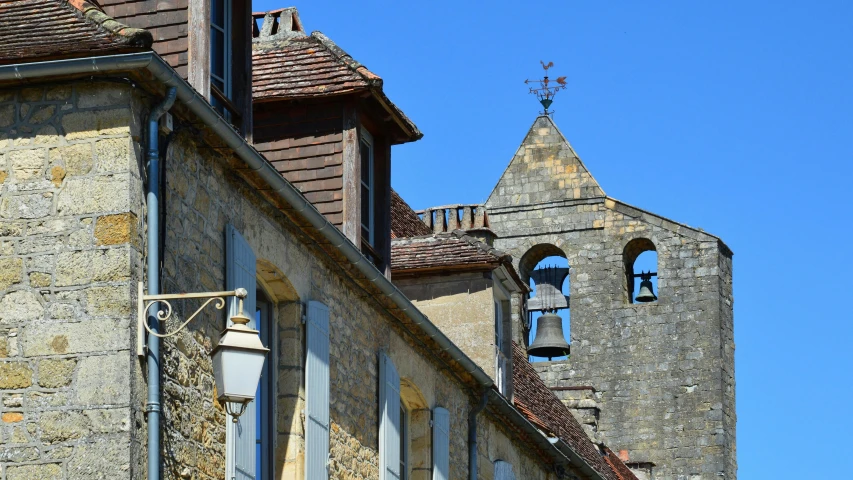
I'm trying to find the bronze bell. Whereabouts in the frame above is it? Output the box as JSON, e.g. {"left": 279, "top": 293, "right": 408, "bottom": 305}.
{"left": 635, "top": 277, "right": 657, "bottom": 302}
{"left": 528, "top": 312, "right": 570, "bottom": 359}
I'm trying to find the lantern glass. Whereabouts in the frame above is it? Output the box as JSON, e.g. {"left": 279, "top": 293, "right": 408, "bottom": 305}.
{"left": 211, "top": 325, "right": 269, "bottom": 405}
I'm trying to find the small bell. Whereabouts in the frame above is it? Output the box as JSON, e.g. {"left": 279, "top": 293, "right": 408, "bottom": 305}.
{"left": 635, "top": 273, "right": 657, "bottom": 303}
{"left": 528, "top": 312, "right": 570, "bottom": 359}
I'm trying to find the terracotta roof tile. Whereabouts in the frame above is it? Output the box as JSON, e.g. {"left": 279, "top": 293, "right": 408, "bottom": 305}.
{"left": 0, "top": 0, "right": 152, "bottom": 65}
{"left": 252, "top": 34, "right": 372, "bottom": 99}
{"left": 391, "top": 189, "right": 431, "bottom": 239}
{"left": 390, "top": 230, "right": 510, "bottom": 273}
{"left": 511, "top": 342, "right": 639, "bottom": 480}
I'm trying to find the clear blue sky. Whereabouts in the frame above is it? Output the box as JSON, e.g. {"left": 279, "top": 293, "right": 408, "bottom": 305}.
{"left": 254, "top": 1, "right": 853, "bottom": 477}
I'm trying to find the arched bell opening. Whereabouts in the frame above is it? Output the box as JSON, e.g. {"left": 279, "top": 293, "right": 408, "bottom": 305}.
{"left": 624, "top": 238, "right": 659, "bottom": 304}
{"left": 520, "top": 246, "right": 571, "bottom": 362}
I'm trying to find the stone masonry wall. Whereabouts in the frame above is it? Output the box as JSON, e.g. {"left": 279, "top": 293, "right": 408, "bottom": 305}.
{"left": 0, "top": 83, "right": 147, "bottom": 480}
{"left": 394, "top": 272, "right": 499, "bottom": 385}
{"left": 156, "top": 130, "right": 557, "bottom": 480}
{"left": 487, "top": 116, "right": 736, "bottom": 480}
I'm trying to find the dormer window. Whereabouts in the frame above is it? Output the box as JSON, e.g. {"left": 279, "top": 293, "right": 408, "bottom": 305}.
{"left": 210, "top": 0, "right": 231, "bottom": 116}
{"left": 360, "top": 128, "right": 375, "bottom": 248}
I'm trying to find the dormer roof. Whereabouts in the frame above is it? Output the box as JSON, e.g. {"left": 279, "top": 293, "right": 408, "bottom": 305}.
{"left": 252, "top": 8, "right": 421, "bottom": 143}
{"left": 0, "top": 0, "right": 152, "bottom": 65}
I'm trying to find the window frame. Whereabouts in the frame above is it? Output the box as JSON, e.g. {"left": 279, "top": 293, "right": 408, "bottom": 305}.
{"left": 210, "top": 0, "right": 233, "bottom": 111}
{"left": 254, "top": 287, "right": 275, "bottom": 480}
{"left": 493, "top": 281, "right": 510, "bottom": 395}
{"left": 399, "top": 403, "right": 409, "bottom": 480}
{"left": 359, "top": 127, "right": 375, "bottom": 248}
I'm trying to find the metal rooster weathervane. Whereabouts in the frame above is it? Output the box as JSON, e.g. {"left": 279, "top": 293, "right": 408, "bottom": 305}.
{"left": 525, "top": 61, "right": 567, "bottom": 116}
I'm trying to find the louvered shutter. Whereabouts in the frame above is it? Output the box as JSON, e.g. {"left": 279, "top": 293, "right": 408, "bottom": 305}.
{"left": 432, "top": 407, "right": 450, "bottom": 480}
{"left": 225, "top": 224, "right": 257, "bottom": 480}
{"left": 306, "top": 301, "right": 330, "bottom": 479}
{"left": 494, "top": 460, "right": 516, "bottom": 480}
{"left": 379, "top": 352, "right": 401, "bottom": 480}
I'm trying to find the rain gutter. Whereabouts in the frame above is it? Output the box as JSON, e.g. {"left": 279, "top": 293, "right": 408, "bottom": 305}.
{"left": 144, "top": 86, "right": 177, "bottom": 480}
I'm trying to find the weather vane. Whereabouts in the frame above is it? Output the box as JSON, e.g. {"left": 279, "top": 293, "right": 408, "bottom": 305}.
{"left": 524, "top": 61, "right": 567, "bottom": 116}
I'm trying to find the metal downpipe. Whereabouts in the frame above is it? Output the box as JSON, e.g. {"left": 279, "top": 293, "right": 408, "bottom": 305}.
{"left": 469, "top": 391, "right": 488, "bottom": 480}
{"left": 145, "top": 86, "right": 177, "bottom": 480}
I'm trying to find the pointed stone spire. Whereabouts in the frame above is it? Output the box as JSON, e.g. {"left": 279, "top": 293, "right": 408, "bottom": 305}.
{"left": 486, "top": 115, "right": 604, "bottom": 208}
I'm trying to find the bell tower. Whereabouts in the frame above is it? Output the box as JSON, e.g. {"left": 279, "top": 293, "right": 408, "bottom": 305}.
{"left": 484, "top": 71, "right": 736, "bottom": 479}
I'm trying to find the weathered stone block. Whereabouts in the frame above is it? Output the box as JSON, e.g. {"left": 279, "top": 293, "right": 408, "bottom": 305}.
{"left": 84, "top": 408, "right": 130, "bottom": 433}
{"left": 23, "top": 318, "right": 128, "bottom": 357}
{"left": 2, "top": 411, "right": 23, "bottom": 422}
{"left": 61, "top": 108, "right": 131, "bottom": 139}
{"left": 7, "top": 463, "right": 62, "bottom": 480}
{"left": 0, "top": 256, "right": 23, "bottom": 290}
{"left": 0, "top": 290, "right": 44, "bottom": 325}
{"left": 55, "top": 249, "right": 130, "bottom": 286}
{"left": 52, "top": 143, "right": 94, "bottom": 175}
{"left": 0, "top": 192, "right": 53, "bottom": 219}
{"left": 96, "top": 137, "right": 132, "bottom": 173}
{"left": 38, "top": 358, "right": 76, "bottom": 387}
{"left": 9, "top": 148, "right": 47, "bottom": 180}
{"left": 75, "top": 354, "right": 130, "bottom": 405}
{"left": 85, "top": 285, "right": 132, "bottom": 317}
{"left": 29, "top": 271, "right": 51, "bottom": 287}
{"left": 77, "top": 84, "right": 131, "bottom": 109}
{"left": 95, "top": 213, "right": 136, "bottom": 246}
{"left": 0, "top": 104, "right": 15, "bottom": 127}
{"left": 0, "top": 447, "right": 41, "bottom": 464}
{"left": 38, "top": 410, "right": 90, "bottom": 443}
{"left": 46, "top": 85, "right": 72, "bottom": 101}
{"left": 0, "top": 361, "right": 33, "bottom": 389}
{"left": 56, "top": 174, "right": 130, "bottom": 215}
{"left": 29, "top": 105, "right": 56, "bottom": 124}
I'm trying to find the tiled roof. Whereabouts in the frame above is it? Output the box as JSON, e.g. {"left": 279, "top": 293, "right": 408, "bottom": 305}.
{"left": 252, "top": 14, "right": 421, "bottom": 141}
{"left": 253, "top": 32, "right": 374, "bottom": 99}
{"left": 0, "top": 0, "right": 152, "bottom": 65}
{"left": 511, "top": 342, "right": 639, "bottom": 480}
{"left": 390, "top": 230, "right": 511, "bottom": 273}
{"left": 391, "top": 189, "right": 431, "bottom": 239}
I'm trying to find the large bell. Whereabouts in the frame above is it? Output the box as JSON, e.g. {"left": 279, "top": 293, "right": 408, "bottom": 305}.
{"left": 528, "top": 312, "right": 570, "bottom": 359}
{"left": 635, "top": 277, "right": 657, "bottom": 303}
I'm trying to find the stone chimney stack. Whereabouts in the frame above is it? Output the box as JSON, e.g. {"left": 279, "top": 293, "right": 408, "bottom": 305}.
{"left": 253, "top": 7, "right": 305, "bottom": 43}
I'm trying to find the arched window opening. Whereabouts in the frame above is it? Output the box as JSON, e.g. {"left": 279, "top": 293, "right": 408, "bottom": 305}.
{"left": 399, "top": 379, "right": 430, "bottom": 480}
{"left": 624, "top": 238, "right": 659, "bottom": 304}
{"left": 524, "top": 252, "right": 571, "bottom": 362}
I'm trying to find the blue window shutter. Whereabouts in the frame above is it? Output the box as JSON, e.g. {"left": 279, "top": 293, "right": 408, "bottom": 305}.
{"left": 379, "top": 352, "right": 401, "bottom": 480}
{"left": 494, "top": 460, "right": 516, "bottom": 480}
{"left": 306, "top": 301, "right": 330, "bottom": 480}
{"left": 225, "top": 224, "right": 257, "bottom": 480}
{"left": 432, "top": 407, "right": 450, "bottom": 480}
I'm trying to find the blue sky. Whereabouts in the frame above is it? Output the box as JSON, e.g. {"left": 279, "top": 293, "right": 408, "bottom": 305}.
{"left": 253, "top": 1, "right": 853, "bottom": 477}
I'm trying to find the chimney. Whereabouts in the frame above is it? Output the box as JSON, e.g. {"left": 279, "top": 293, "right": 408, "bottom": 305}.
{"left": 252, "top": 7, "right": 305, "bottom": 42}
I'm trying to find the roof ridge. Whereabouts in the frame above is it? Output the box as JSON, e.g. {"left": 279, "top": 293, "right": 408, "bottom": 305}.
{"left": 65, "top": 0, "right": 152, "bottom": 48}
{"left": 310, "top": 30, "right": 383, "bottom": 88}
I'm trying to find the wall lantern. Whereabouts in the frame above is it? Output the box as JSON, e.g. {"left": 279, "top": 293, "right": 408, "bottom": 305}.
{"left": 137, "top": 283, "right": 269, "bottom": 420}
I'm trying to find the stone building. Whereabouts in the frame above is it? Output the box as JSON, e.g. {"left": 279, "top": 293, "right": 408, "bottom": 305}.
{"left": 0, "top": 2, "right": 642, "bottom": 480}
{"left": 419, "top": 115, "right": 736, "bottom": 479}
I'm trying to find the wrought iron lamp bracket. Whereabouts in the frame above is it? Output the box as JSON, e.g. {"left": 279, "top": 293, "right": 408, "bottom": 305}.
{"left": 136, "top": 282, "right": 248, "bottom": 357}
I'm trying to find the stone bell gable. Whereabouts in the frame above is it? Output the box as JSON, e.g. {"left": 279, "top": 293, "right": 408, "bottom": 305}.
{"left": 487, "top": 115, "right": 605, "bottom": 209}
{"left": 483, "top": 114, "right": 736, "bottom": 480}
